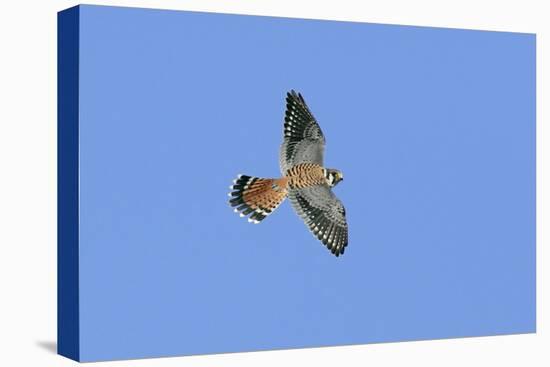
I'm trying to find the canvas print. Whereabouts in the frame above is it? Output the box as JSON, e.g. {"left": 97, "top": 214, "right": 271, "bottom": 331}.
{"left": 58, "top": 4, "right": 536, "bottom": 362}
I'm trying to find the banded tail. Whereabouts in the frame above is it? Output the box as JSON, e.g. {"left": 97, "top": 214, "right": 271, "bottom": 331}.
{"left": 228, "top": 174, "right": 288, "bottom": 223}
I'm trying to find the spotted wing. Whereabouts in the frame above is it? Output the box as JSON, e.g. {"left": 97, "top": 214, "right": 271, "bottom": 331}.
{"left": 279, "top": 90, "right": 326, "bottom": 175}
{"left": 288, "top": 185, "right": 348, "bottom": 256}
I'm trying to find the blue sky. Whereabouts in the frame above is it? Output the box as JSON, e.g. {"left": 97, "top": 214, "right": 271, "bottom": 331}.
{"left": 76, "top": 5, "right": 535, "bottom": 361}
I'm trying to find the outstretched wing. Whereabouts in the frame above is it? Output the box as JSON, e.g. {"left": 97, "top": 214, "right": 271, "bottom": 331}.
{"left": 279, "top": 90, "right": 326, "bottom": 175}
{"left": 288, "top": 185, "right": 348, "bottom": 256}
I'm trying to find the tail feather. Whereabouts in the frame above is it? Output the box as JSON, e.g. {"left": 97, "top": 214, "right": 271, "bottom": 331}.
{"left": 228, "top": 174, "right": 287, "bottom": 223}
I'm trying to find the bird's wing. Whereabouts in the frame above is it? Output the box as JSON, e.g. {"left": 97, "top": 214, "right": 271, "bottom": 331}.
{"left": 288, "top": 185, "right": 348, "bottom": 256}
{"left": 279, "top": 90, "right": 326, "bottom": 175}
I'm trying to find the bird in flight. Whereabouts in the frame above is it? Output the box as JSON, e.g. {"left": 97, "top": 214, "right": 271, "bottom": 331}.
{"left": 228, "top": 90, "right": 348, "bottom": 256}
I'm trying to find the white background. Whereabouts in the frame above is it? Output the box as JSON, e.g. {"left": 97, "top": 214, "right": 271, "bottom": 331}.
{"left": 0, "top": 0, "right": 547, "bottom": 365}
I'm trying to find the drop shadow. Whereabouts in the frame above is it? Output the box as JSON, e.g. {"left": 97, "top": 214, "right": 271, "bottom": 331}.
{"left": 36, "top": 340, "right": 57, "bottom": 354}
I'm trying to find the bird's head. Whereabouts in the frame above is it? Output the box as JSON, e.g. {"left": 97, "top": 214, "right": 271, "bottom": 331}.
{"left": 325, "top": 168, "right": 344, "bottom": 187}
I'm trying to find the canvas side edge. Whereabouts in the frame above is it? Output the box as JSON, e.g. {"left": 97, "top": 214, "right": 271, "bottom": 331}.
{"left": 57, "top": 5, "right": 80, "bottom": 362}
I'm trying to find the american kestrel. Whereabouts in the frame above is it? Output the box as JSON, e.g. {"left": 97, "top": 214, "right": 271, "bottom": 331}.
{"left": 228, "top": 90, "right": 348, "bottom": 256}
